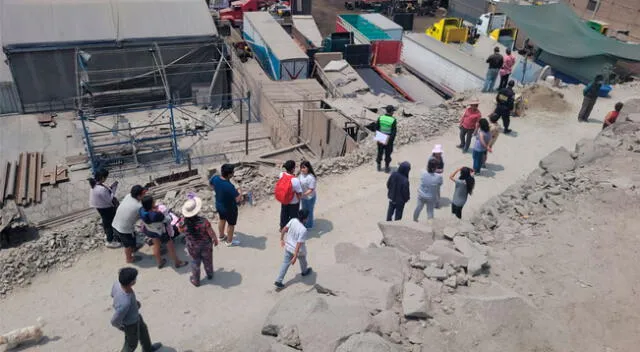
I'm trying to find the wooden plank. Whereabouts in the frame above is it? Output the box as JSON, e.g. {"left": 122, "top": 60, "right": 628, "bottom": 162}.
{"left": 6, "top": 161, "right": 17, "bottom": 199}
{"left": 16, "top": 153, "right": 25, "bottom": 205}
{"left": 28, "top": 153, "right": 37, "bottom": 203}
{"left": 258, "top": 142, "right": 308, "bottom": 159}
{"left": 35, "top": 153, "right": 42, "bottom": 203}
{"left": 0, "top": 161, "right": 9, "bottom": 204}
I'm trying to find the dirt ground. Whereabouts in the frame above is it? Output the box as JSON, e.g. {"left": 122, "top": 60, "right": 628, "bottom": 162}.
{"left": 2, "top": 82, "right": 640, "bottom": 351}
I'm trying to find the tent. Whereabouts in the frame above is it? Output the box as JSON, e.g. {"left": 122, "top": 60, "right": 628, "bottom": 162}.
{"left": 498, "top": 2, "right": 640, "bottom": 83}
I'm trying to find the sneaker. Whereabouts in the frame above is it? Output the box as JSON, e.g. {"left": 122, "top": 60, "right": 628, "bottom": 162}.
{"left": 150, "top": 342, "right": 163, "bottom": 351}
{"left": 127, "top": 255, "right": 143, "bottom": 264}
{"left": 456, "top": 144, "right": 463, "bottom": 149}
{"left": 384, "top": 166, "right": 390, "bottom": 173}
{"left": 376, "top": 163, "right": 382, "bottom": 172}
{"left": 207, "top": 274, "right": 214, "bottom": 280}
{"left": 274, "top": 281, "right": 285, "bottom": 289}
{"left": 225, "top": 239, "right": 240, "bottom": 247}
{"left": 301, "top": 267, "right": 313, "bottom": 276}
{"left": 105, "top": 241, "right": 122, "bottom": 248}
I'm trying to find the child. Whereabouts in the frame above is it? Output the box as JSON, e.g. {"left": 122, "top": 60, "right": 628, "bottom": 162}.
{"left": 139, "top": 195, "right": 186, "bottom": 269}
{"left": 274, "top": 209, "right": 312, "bottom": 289}
{"left": 603, "top": 102, "right": 624, "bottom": 130}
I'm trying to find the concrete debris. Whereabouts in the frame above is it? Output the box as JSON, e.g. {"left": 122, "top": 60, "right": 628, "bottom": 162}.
{"left": 425, "top": 242, "right": 468, "bottom": 269}
{"left": 371, "top": 310, "right": 400, "bottom": 336}
{"left": 335, "top": 332, "right": 401, "bottom": 352}
{"left": 403, "top": 282, "right": 431, "bottom": 319}
{"left": 261, "top": 290, "right": 372, "bottom": 352}
{"left": 378, "top": 221, "right": 435, "bottom": 255}
{"left": 539, "top": 147, "right": 576, "bottom": 173}
{"left": 334, "top": 243, "right": 407, "bottom": 286}
{"left": 275, "top": 325, "right": 301, "bottom": 349}
{"left": 423, "top": 265, "right": 448, "bottom": 281}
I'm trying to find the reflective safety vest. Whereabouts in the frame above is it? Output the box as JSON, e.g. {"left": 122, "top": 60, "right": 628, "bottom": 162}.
{"left": 378, "top": 114, "right": 396, "bottom": 134}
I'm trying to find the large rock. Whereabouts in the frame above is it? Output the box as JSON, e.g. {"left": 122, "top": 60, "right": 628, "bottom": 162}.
{"left": 425, "top": 242, "right": 468, "bottom": 268}
{"left": 378, "top": 221, "right": 435, "bottom": 255}
{"left": 315, "top": 264, "right": 396, "bottom": 312}
{"left": 335, "top": 243, "right": 408, "bottom": 286}
{"left": 262, "top": 290, "right": 372, "bottom": 352}
{"left": 233, "top": 336, "right": 300, "bottom": 352}
{"left": 539, "top": 147, "right": 576, "bottom": 173}
{"left": 573, "top": 138, "right": 614, "bottom": 166}
{"left": 371, "top": 310, "right": 400, "bottom": 335}
{"left": 453, "top": 236, "right": 488, "bottom": 276}
{"left": 430, "top": 291, "right": 570, "bottom": 352}
{"left": 402, "top": 282, "right": 431, "bottom": 319}
{"left": 335, "top": 332, "right": 401, "bottom": 352}
{"left": 423, "top": 265, "right": 448, "bottom": 280}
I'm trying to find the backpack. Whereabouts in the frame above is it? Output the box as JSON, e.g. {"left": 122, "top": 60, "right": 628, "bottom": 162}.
{"left": 274, "top": 173, "right": 295, "bottom": 204}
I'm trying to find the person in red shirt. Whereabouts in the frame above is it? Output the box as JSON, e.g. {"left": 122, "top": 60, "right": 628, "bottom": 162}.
{"left": 602, "top": 102, "right": 624, "bottom": 130}
{"left": 498, "top": 48, "right": 516, "bottom": 89}
{"left": 457, "top": 99, "right": 482, "bottom": 153}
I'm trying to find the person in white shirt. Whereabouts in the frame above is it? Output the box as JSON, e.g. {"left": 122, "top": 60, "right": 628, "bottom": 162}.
{"left": 274, "top": 209, "right": 312, "bottom": 289}
{"left": 88, "top": 168, "right": 120, "bottom": 248}
{"left": 112, "top": 185, "right": 147, "bottom": 263}
{"left": 297, "top": 160, "right": 317, "bottom": 228}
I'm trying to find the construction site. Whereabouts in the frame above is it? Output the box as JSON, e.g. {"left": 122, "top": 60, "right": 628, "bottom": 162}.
{"left": 1, "top": 0, "right": 640, "bottom": 351}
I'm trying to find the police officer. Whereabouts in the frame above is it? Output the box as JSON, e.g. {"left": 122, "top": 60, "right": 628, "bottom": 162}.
{"left": 376, "top": 105, "right": 397, "bottom": 173}
{"left": 495, "top": 80, "right": 515, "bottom": 134}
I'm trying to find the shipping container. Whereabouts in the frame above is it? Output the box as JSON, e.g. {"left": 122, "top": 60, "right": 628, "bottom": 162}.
{"left": 336, "top": 14, "right": 403, "bottom": 64}
{"left": 292, "top": 15, "right": 323, "bottom": 48}
{"left": 401, "top": 32, "right": 484, "bottom": 96}
{"left": 243, "top": 12, "right": 309, "bottom": 80}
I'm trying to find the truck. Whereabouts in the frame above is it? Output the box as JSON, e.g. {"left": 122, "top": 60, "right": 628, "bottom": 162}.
{"left": 219, "top": 0, "right": 276, "bottom": 27}
{"left": 425, "top": 18, "right": 469, "bottom": 43}
{"left": 336, "top": 13, "right": 403, "bottom": 65}
{"left": 243, "top": 12, "right": 309, "bottom": 80}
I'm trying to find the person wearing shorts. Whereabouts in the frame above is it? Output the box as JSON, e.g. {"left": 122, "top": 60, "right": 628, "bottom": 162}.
{"left": 210, "top": 164, "right": 243, "bottom": 247}
{"left": 112, "top": 185, "right": 147, "bottom": 263}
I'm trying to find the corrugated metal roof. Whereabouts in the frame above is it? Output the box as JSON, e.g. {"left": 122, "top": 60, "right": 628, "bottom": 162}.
{"left": 0, "top": 6, "right": 12, "bottom": 82}
{"left": 292, "top": 15, "right": 323, "bottom": 48}
{"left": 0, "top": 0, "right": 216, "bottom": 47}
{"left": 244, "top": 12, "right": 307, "bottom": 61}
{"left": 360, "top": 14, "right": 403, "bottom": 31}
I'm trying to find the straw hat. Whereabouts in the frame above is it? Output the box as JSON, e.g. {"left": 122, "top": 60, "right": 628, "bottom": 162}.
{"left": 432, "top": 144, "right": 443, "bottom": 154}
{"left": 181, "top": 196, "right": 203, "bottom": 218}
{"left": 467, "top": 98, "right": 480, "bottom": 106}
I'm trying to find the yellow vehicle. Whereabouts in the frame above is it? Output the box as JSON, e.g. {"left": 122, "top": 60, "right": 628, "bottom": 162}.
{"left": 587, "top": 20, "right": 609, "bottom": 35}
{"left": 426, "top": 18, "right": 469, "bottom": 44}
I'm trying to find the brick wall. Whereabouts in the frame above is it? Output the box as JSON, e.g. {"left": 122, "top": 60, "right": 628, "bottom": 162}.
{"left": 564, "top": 0, "right": 640, "bottom": 40}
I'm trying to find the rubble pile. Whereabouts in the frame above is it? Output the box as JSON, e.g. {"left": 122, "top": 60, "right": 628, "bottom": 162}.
{"left": 0, "top": 219, "right": 102, "bottom": 296}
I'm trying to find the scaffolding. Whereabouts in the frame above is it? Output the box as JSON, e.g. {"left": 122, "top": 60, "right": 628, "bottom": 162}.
{"left": 75, "top": 41, "right": 253, "bottom": 173}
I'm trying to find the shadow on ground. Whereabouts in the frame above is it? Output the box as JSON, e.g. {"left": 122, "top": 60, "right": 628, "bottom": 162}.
{"left": 234, "top": 231, "right": 267, "bottom": 250}
{"left": 11, "top": 335, "right": 61, "bottom": 351}
{"left": 207, "top": 267, "right": 242, "bottom": 289}
{"left": 308, "top": 219, "right": 333, "bottom": 238}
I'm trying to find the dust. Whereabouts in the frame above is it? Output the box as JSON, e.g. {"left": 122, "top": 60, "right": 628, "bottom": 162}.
{"left": 522, "top": 84, "right": 571, "bottom": 113}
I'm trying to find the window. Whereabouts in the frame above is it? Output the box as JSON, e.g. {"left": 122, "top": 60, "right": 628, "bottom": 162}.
{"left": 586, "top": 0, "right": 598, "bottom": 11}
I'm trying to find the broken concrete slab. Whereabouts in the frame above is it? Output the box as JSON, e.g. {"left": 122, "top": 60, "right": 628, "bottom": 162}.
{"left": 423, "top": 266, "right": 448, "bottom": 280}
{"left": 410, "top": 251, "right": 440, "bottom": 269}
{"left": 335, "top": 332, "right": 401, "bottom": 352}
{"left": 262, "top": 290, "right": 372, "bottom": 352}
{"left": 452, "top": 236, "right": 488, "bottom": 276}
{"left": 315, "top": 264, "right": 396, "bottom": 312}
{"left": 467, "top": 255, "right": 489, "bottom": 276}
{"left": 452, "top": 236, "right": 478, "bottom": 258}
{"left": 403, "top": 282, "right": 431, "bottom": 319}
{"left": 276, "top": 325, "right": 301, "bottom": 349}
{"left": 425, "top": 242, "right": 468, "bottom": 268}
{"left": 539, "top": 147, "right": 576, "bottom": 173}
{"left": 378, "top": 221, "right": 435, "bottom": 255}
{"left": 371, "top": 310, "right": 400, "bottom": 335}
{"left": 335, "top": 243, "right": 408, "bottom": 286}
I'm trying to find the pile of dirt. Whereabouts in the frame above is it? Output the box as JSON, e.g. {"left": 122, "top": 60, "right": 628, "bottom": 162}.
{"left": 522, "top": 84, "right": 571, "bottom": 114}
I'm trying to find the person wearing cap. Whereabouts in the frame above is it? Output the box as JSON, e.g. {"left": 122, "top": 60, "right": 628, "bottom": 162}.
{"left": 376, "top": 105, "right": 398, "bottom": 173}
{"left": 427, "top": 144, "right": 444, "bottom": 174}
{"left": 483, "top": 47, "right": 503, "bottom": 93}
{"left": 210, "top": 163, "right": 243, "bottom": 247}
{"left": 112, "top": 185, "right": 147, "bottom": 264}
{"left": 494, "top": 80, "right": 515, "bottom": 133}
{"left": 178, "top": 194, "right": 219, "bottom": 287}
{"left": 458, "top": 99, "right": 482, "bottom": 153}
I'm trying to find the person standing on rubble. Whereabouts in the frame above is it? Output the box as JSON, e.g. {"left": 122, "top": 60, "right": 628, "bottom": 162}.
{"left": 376, "top": 105, "right": 398, "bottom": 173}
{"left": 210, "top": 164, "right": 243, "bottom": 247}
{"left": 89, "top": 168, "right": 121, "bottom": 249}
{"left": 482, "top": 47, "right": 504, "bottom": 93}
{"left": 494, "top": 80, "right": 515, "bottom": 134}
{"left": 110, "top": 267, "right": 163, "bottom": 352}
{"left": 112, "top": 185, "right": 147, "bottom": 264}
{"left": 578, "top": 74, "right": 604, "bottom": 122}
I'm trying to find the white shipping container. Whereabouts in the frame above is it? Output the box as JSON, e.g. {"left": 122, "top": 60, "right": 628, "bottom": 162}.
{"left": 401, "top": 33, "right": 484, "bottom": 96}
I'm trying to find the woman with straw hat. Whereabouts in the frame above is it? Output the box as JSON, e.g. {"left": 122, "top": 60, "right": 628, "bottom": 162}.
{"left": 178, "top": 193, "right": 219, "bottom": 287}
